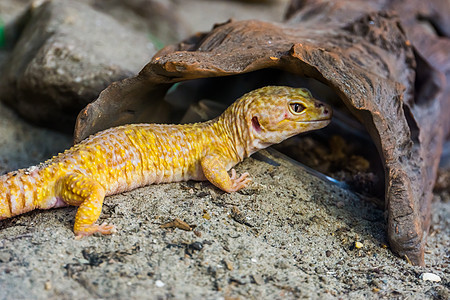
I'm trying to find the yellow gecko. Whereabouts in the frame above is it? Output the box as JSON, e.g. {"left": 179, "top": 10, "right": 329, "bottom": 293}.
{"left": 0, "top": 86, "right": 332, "bottom": 238}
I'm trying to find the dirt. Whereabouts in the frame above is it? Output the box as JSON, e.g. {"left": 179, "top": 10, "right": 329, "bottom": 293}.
{"left": 0, "top": 1, "right": 449, "bottom": 299}
{"left": 0, "top": 100, "right": 448, "bottom": 299}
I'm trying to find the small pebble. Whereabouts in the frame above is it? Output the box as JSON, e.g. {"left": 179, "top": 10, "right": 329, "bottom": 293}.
{"left": 44, "top": 281, "right": 52, "bottom": 290}
{"left": 78, "top": 258, "right": 90, "bottom": 265}
{"left": 223, "top": 259, "right": 233, "bottom": 270}
{"left": 315, "top": 266, "right": 326, "bottom": 274}
{"left": 155, "top": 280, "right": 165, "bottom": 287}
{"left": 202, "top": 212, "right": 211, "bottom": 220}
{"left": 275, "top": 260, "right": 289, "bottom": 269}
{"left": 189, "top": 241, "right": 203, "bottom": 251}
{"left": 0, "top": 251, "right": 12, "bottom": 262}
{"left": 251, "top": 274, "right": 264, "bottom": 285}
{"left": 421, "top": 273, "right": 441, "bottom": 282}
{"left": 355, "top": 241, "right": 363, "bottom": 249}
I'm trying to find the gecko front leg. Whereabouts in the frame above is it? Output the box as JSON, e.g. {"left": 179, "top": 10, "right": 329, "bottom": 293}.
{"left": 201, "top": 154, "right": 251, "bottom": 192}
{"left": 56, "top": 173, "right": 115, "bottom": 238}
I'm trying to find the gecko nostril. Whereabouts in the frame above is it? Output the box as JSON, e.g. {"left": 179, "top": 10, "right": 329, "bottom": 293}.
{"left": 324, "top": 109, "right": 329, "bottom": 114}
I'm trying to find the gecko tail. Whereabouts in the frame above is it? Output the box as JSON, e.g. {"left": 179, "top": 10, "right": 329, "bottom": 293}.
{"left": 0, "top": 170, "right": 39, "bottom": 219}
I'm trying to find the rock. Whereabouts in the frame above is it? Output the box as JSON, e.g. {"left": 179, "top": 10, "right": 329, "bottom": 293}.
{"left": 0, "top": 101, "right": 71, "bottom": 173}
{"left": 421, "top": 272, "right": 441, "bottom": 282}
{"left": 85, "top": 0, "right": 189, "bottom": 46}
{"left": 0, "top": 251, "right": 12, "bottom": 262}
{"left": 155, "top": 280, "right": 165, "bottom": 287}
{"left": 0, "top": 0, "right": 156, "bottom": 132}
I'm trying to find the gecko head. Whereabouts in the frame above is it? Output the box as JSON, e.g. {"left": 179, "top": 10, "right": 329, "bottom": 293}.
{"left": 245, "top": 86, "right": 332, "bottom": 146}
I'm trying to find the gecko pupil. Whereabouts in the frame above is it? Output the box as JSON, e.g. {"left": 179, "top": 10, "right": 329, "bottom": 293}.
{"left": 291, "top": 103, "right": 306, "bottom": 113}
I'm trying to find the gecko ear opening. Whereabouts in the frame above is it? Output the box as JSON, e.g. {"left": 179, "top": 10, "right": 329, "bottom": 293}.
{"left": 252, "top": 116, "right": 262, "bottom": 132}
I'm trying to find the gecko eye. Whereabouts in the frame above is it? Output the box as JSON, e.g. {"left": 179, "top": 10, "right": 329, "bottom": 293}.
{"left": 290, "top": 102, "right": 306, "bottom": 114}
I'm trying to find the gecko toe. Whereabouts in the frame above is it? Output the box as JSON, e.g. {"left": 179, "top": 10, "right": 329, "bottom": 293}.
{"left": 74, "top": 223, "right": 116, "bottom": 238}
{"left": 230, "top": 169, "right": 237, "bottom": 180}
{"left": 230, "top": 172, "right": 252, "bottom": 191}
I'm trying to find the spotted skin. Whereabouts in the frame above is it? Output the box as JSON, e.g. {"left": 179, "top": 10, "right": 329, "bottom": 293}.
{"left": 0, "top": 86, "right": 332, "bottom": 238}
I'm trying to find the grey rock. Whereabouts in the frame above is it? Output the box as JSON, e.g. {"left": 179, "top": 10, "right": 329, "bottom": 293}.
{"left": 0, "top": 251, "right": 12, "bottom": 263}
{"left": 0, "top": 0, "right": 156, "bottom": 132}
{"left": 86, "top": 0, "right": 189, "bottom": 46}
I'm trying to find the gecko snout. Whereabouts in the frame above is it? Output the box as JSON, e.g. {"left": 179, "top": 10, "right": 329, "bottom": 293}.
{"left": 315, "top": 101, "right": 331, "bottom": 117}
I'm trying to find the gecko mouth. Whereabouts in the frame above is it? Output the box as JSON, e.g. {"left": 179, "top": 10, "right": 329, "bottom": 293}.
{"left": 298, "top": 119, "right": 331, "bottom": 124}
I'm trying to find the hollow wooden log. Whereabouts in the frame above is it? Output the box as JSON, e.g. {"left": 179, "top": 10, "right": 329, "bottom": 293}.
{"left": 74, "top": 0, "right": 450, "bottom": 265}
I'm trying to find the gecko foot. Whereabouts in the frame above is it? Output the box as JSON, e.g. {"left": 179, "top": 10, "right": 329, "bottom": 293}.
{"left": 75, "top": 222, "right": 116, "bottom": 239}
{"left": 229, "top": 169, "right": 252, "bottom": 192}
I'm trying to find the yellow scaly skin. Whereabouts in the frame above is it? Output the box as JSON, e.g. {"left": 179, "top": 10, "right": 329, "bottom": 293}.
{"left": 0, "top": 86, "right": 332, "bottom": 238}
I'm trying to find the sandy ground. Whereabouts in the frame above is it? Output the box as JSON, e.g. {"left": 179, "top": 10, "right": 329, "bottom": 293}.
{"left": 0, "top": 1, "right": 449, "bottom": 299}
{"left": 0, "top": 101, "right": 448, "bottom": 299}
